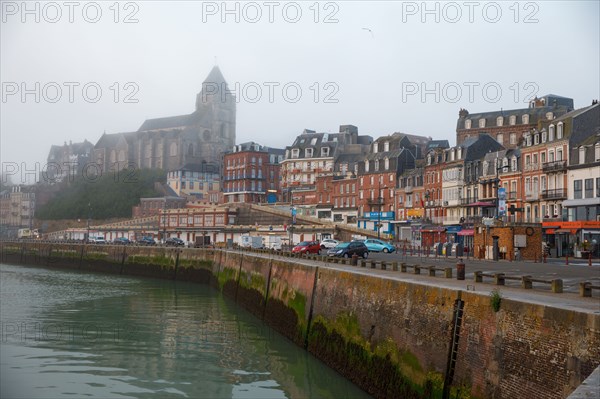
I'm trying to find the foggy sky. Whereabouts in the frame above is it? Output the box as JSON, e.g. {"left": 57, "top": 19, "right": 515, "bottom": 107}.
{"left": 1, "top": 1, "right": 599, "bottom": 183}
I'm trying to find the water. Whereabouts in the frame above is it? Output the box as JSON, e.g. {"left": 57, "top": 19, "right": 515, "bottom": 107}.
{"left": 0, "top": 263, "right": 371, "bottom": 399}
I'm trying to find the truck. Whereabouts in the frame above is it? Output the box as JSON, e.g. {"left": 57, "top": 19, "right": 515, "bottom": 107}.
{"left": 239, "top": 235, "right": 263, "bottom": 249}
{"left": 18, "top": 228, "right": 39, "bottom": 239}
{"left": 263, "top": 235, "right": 282, "bottom": 251}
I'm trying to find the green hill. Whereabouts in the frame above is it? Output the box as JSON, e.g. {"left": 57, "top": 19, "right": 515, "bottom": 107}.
{"left": 37, "top": 169, "right": 166, "bottom": 220}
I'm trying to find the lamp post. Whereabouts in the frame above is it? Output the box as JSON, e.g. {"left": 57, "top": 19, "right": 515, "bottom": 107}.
{"left": 86, "top": 202, "right": 91, "bottom": 243}
{"left": 289, "top": 188, "right": 295, "bottom": 249}
{"left": 162, "top": 198, "right": 167, "bottom": 244}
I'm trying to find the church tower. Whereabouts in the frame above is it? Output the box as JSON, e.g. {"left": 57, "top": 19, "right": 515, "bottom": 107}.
{"left": 195, "top": 65, "right": 236, "bottom": 157}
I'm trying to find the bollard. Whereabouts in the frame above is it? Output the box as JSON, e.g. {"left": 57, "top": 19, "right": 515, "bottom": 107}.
{"left": 392, "top": 261, "right": 398, "bottom": 271}
{"left": 456, "top": 258, "right": 465, "bottom": 280}
{"left": 360, "top": 260, "right": 367, "bottom": 268}
{"left": 370, "top": 260, "right": 376, "bottom": 269}
{"left": 543, "top": 253, "right": 547, "bottom": 264}
{"left": 381, "top": 261, "right": 387, "bottom": 270}
{"left": 351, "top": 254, "right": 358, "bottom": 266}
{"left": 566, "top": 254, "right": 569, "bottom": 266}
{"left": 589, "top": 252, "right": 592, "bottom": 267}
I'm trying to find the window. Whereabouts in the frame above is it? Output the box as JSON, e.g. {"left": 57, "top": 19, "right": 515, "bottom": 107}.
{"left": 541, "top": 152, "right": 546, "bottom": 163}
{"left": 549, "top": 151, "right": 554, "bottom": 162}
{"left": 374, "top": 160, "right": 380, "bottom": 171}
{"left": 321, "top": 147, "right": 330, "bottom": 157}
{"left": 585, "top": 179, "right": 593, "bottom": 198}
{"left": 510, "top": 133, "right": 517, "bottom": 145}
{"left": 373, "top": 143, "right": 378, "bottom": 153}
{"left": 509, "top": 115, "right": 516, "bottom": 125}
{"left": 305, "top": 148, "right": 313, "bottom": 157}
{"left": 549, "top": 125, "right": 555, "bottom": 141}
{"left": 364, "top": 160, "right": 369, "bottom": 172}
{"left": 384, "top": 157, "right": 390, "bottom": 170}
{"left": 496, "top": 133, "right": 503, "bottom": 144}
{"left": 291, "top": 148, "right": 299, "bottom": 158}
{"left": 596, "top": 177, "right": 600, "bottom": 197}
{"left": 496, "top": 116, "right": 504, "bottom": 126}
{"left": 574, "top": 180, "right": 582, "bottom": 199}
{"left": 511, "top": 157, "right": 517, "bottom": 171}
{"left": 522, "top": 114, "right": 529, "bottom": 124}
{"left": 546, "top": 112, "right": 553, "bottom": 120}
{"left": 384, "top": 142, "right": 390, "bottom": 151}
{"left": 557, "top": 122, "right": 563, "bottom": 139}
{"left": 170, "top": 143, "right": 178, "bottom": 156}
{"left": 464, "top": 120, "right": 472, "bottom": 129}
{"left": 541, "top": 131, "right": 547, "bottom": 143}
{"left": 478, "top": 118, "right": 486, "bottom": 128}
{"left": 534, "top": 134, "right": 539, "bottom": 145}
{"left": 526, "top": 134, "right": 532, "bottom": 146}
{"left": 596, "top": 143, "right": 600, "bottom": 161}
{"left": 557, "top": 149, "right": 563, "bottom": 161}
{"left": 579, "top": 147, "right": 586, "bottom": 164}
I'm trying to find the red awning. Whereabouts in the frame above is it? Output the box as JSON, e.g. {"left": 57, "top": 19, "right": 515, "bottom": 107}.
{"left": 554, "top": 228, "right": 579, "bottom": 234}
{"left": 457, "top": 229, "right": 474, "bottom": 236}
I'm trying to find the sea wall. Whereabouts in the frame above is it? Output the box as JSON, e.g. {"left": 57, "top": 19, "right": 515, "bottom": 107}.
{"left": 2, "top": 242, "right": 598, "bottom": 399}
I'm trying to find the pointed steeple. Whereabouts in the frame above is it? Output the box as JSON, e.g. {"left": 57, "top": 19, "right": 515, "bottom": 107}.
{"left": 196, "top": 65, "right": 234, "bottom": 110}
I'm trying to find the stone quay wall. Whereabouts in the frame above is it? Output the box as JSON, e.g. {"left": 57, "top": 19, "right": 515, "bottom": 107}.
{"left": 1, "top": 241, "right": 598, "bottom": 399}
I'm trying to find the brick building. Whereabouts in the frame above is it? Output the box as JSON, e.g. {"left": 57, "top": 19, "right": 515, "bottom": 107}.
{"left": 222, "top": 142, "right": 284, "bottom": 204}
{"left": 158, "top": 205, "right": 236, "bottom": 244}
{"left": 456, "top": 94, "right": 573, "bottom": 149}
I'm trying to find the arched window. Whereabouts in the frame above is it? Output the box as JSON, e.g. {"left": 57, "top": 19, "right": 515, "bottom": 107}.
{"left": 509, "top": 115, "right": 516, "bottom": 125}
{"left": 187, "top": 144, "right": 194, "bottom": 156}
{"left": 170, "top": 143, "right": 178, "bottom": 156}
{"left": 496, "top": 116, "right": 503, "bottom": 126}
{"left": 522, "top": 114, "right": 529, "bottom": 124}
{"left": 374, "top": 159, "right": 380, "bottom": 171}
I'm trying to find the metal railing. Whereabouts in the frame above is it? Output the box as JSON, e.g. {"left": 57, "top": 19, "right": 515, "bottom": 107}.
{"left": 541, "top": 188, "right": 567, "bottom": 200}
{"left": 542, "top": 160, "right": 567, "bottom": 173}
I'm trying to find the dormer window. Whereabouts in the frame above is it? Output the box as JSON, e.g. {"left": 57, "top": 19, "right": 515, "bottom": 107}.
{"left": 496, "top": 116, "right": 504, "bottom": 126}
{"left": 427, "top": 154, "right": 432, "bottom": 165}
{"left": 546, "top": 112, "right": 554, "bottom": 120}
{"left": 364, "top": 160, "right": 370, "bottom": 172}
{"left": 321, "top": 147, "right": 330, "bottom": 157}
{"left": 310, "top": 137, "right": 318, "bottom": 146}
{"left": 291, "top": 148, "right": 299, "bottom": 158}
{"left": 579, "top": 146, "right": 586, "bottom": 164}
{"left": 534, "top": 134, "right": 539, "bottom": 145}
{"left": 557, "top": 122, "right": 563, "bottom": 139}
{"left": 373, "top": 143, "right": 378, "bottom": 153}
{"left": 384, "top": 141, "right": 390, "bottom": 152}
{"left": 457, "top": 147, "right": 462, "bottom": 159}
{"left": 595, "top": 143, "right": 600, "bottom": 161}
{"left": 525, "top": 134, "right": 532, "bottom": 146}
{"left": 384, "top": 157, "right": 390, "bottom": 170}
{"left": 511, "top": 156, "right": 517, "bottom": 171}
{"left": 374, "top": 159, "right": 380, "bottom": 171}
{"left": 496, "top": 133, "right": 503, "bottom": 144}
{"left": 465, "top": 120, "right": 472, "bottom": 129}
{"left": 305, "top": 148, "right": 313, "bottom": 157}
{"left": 478, "top": 118, "right": 486, "bottom": 128}
{"left": 541, "top": 131, "right": 547, "bottom": 143}
{"left": 548, "top": 125, "right": 555, "bottom": 141}
{"left": 509, "top": 115, "right": 517, "bottom": 125}
{"left": 522, "top": 114, "right": 530, "bottom": 124}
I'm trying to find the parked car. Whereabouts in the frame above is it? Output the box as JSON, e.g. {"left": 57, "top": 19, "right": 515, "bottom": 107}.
{"left": 320, "top": 239, "right": 339, "bottom": 249}
{"left": 292, "top": 241, "right": 321, "bottom": 254}
{"left": 113, "top": 237, "right": 132, "bottom": 245}
{"left": 363, "top": 239, "right": 396, "bottom": 253}
{"left": 327, "top": 241, "right": 369, "bottom": 258}
{"left": 137, "top": 236, "right": 156, "bottom": 246}
{"left": 89, "top": 236, "right": 106, "bottom": 244}
{"left": 165, "top": 237, "right": 185, "bottom": 247}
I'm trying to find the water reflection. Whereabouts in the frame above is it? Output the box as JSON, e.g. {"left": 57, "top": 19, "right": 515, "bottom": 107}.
{"left": 1, "top": 264, "right": 371, "bottom": 399}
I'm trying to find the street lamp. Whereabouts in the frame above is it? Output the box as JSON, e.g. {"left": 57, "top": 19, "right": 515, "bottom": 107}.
{"left": 289, "top": 188, "right": 296, "bottom": 249}
{"left": 86, "top": 202, "right": 91, "bottom": 243}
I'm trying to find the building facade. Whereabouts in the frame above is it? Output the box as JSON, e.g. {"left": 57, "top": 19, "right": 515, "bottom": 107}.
{"left": 167, "top": 163, "right": 221, "bottom": 202}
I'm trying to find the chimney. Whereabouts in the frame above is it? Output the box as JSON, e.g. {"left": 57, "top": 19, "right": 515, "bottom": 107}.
{"left": 458, "top": 108, "right": 469, "bottom": 118}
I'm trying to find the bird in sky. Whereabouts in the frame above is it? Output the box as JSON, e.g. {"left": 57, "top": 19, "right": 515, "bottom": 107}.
{"left": 362, "top": 27, "right": 374, "bottom": 38}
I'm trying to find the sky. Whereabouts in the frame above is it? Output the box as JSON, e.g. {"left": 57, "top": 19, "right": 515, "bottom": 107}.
{"left": 1, "top": 1, "right": 599, "bottom": 184}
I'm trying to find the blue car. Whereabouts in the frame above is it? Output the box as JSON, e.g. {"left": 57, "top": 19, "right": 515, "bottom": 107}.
{"left": 363, "top": 239, "right": 395, "bottom": 253}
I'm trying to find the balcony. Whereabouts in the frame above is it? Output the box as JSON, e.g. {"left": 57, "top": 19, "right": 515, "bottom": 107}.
{"left": 404, "top": 186, "right": 413, "bottom": 194}
{"left": 542, "top": 160, "right": 567, "bottom": 173}
{"left": 508, "top": 191, "right": 517, "bottom": 200}
{"left": 525, "top": 191, "right": 539, "bottom": 201}
{"left": 524, "top": 163, "right": 540, "bottom": 172}
{"left": 541, "top": 188, "right": 567, "bottom": 200}
{"left": 465, "top": 216, "right": 482, "bottom": 225}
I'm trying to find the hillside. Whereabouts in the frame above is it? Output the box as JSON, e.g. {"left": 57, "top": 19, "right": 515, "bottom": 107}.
{"left": 36, "top": 169, "right": 166, "bottom": 220}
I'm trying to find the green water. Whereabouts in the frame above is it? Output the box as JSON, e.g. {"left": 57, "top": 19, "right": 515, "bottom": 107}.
{"left": 0, "top": 263, "right": 371, "bottom": 399}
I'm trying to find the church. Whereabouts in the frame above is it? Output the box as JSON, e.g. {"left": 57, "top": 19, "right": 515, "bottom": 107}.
{"left": 93, "top": 66, "right": 236, "bottom": 174}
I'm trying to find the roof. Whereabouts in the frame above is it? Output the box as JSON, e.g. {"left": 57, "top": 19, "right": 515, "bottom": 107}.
{"left": 175, "top": 163, "right": 220, "bottom": 174}
{"left": 138, "top": 112, "right": 197, "bottom": 132}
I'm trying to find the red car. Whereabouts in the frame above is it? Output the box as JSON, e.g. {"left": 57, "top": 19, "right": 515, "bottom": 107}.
{"left": 292, "top": 241, "right": 321, "bottom": 254}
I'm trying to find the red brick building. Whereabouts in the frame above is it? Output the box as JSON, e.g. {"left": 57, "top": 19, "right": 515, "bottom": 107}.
{"left": 222, "top": 142, "right": 284, "bottom": 204}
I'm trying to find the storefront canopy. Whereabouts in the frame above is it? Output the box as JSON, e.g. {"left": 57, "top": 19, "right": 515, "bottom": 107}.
{"left": 467, "top": 201, "right": 495, "bottom": 207}
{"left": 458, "top": 229, "right": 474, "bottom": 236}
{"left": 554, "top": 228, "right": 579, "bottom": 234}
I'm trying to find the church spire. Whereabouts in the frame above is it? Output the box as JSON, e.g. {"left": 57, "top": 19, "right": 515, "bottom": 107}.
{"left": 196, "top": 65, "right": 234, "bottom": 110}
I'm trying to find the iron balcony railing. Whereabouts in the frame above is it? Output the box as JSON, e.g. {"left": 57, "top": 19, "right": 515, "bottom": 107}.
{"left": 541, "top": 188, "right": 567, "bottom": 200}
{"left": 542, "top": 160, "right": 567, "bottom": 173}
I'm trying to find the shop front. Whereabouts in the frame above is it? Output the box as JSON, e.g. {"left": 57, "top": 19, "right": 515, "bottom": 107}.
{"left": 542, "top": 221, "right": 600, "bottom": 258}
